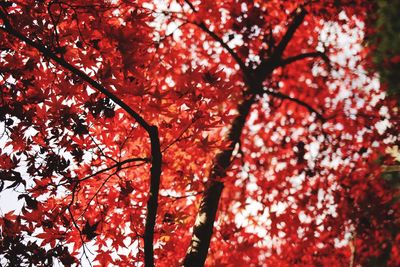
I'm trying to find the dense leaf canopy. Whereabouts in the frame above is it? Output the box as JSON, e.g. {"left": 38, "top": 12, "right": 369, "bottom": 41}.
{"left": 0, "top": 0, "right": 399, "bottom": 266}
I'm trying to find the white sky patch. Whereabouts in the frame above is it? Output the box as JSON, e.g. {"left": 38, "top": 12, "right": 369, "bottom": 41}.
{"left": 375, "top": 119, "right": 391, "bottom": 135}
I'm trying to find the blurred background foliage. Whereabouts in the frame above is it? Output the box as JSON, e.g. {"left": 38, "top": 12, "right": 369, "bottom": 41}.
{"left": 371, "top": 0, "right": 400, "bottom": 100}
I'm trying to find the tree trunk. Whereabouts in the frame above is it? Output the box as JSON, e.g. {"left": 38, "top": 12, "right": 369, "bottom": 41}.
{"left": 183, "top": 96, "right": 255, "bottom": 266}
{"left": 182, "top": 8, "right": 307, "bottom": 266}
{"left": 144, "top": 126, "right": 162, "bottom": 267}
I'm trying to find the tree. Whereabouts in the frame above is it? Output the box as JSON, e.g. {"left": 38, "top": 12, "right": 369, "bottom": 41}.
{"left": 0, "top": 0, "right": 398, "bottom": 266}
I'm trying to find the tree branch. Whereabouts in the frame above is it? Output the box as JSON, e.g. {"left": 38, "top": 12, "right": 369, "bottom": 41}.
{"left": 280, "top": 51, "right": 331, "bottom": 71}
{"left": 146, "top": 6, "right": 249, "bottom": 76}
{"left": 183, "top": 96, "right": 256, "bottom": 266}
{"left": 0, "top": 9, "right": 162, "bottom": 267}
{"left": 182, "top": 0, "right": 247, "bottom": 73}
{"left": 256, "top": 7, "right": 307, "bottom": 79}
{"left": 263, "top": 89, "right": 326, "bottom": 122}
{"left": 184, "top": 0, "right": 197, "bottom": 13}
{"left": 274, "top": 7, "right": 307, "bottom": 58}
{"left": 144, "top": 126, "right": 162, "bottom": 267}
{"left": 78, "top": 157, "right": 149, "bottom": 182}
{"left": 194, "top": 22, "right": 249, "bottom": 74}
{"left": 0, "top": 10, "right": 151, "bottom": 132}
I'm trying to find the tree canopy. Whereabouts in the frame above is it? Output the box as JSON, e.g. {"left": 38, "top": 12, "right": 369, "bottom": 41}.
{"left": 0, "top": 0, "right": 399, "bottom": 266}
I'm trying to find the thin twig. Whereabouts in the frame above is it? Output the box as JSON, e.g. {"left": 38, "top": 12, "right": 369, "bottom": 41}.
{"left": 195, "top": 22, "right": 249, "bottom": 73}
{"left": 78, "top": 157, "right": 149, "bottom": 182}
{"left": 280, "top": 51, "right": 331, "bottom": 71}
{"left": 263, "top": 89, "right": 326, "bottom": 122}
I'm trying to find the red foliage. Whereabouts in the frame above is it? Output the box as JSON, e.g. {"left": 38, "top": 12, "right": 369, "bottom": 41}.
{"left": 0, "top": 0, "right": 398, "bottom": 266}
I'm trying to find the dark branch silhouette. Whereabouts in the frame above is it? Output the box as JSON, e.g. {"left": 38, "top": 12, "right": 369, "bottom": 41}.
{"left": 256, "top": 7, "right": 307, "bottom": 79}
{"left": 263, "top": 89, "right": 326, "bottom": 122}
{"left": 194, "top": 22, "right": 249, "bottom": 74}
{"left": 0, "top": 9, "right": 161, "bottom": 267}
{"left": 280, "top": 51, "right": 331, "bottom": 71}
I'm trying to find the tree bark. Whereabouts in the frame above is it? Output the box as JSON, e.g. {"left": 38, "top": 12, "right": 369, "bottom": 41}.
{"left": 183, "top": 96, "right": 255, "bottom": 266}
{"left": 144, "top": 126, "right": 162, "bottom": 267}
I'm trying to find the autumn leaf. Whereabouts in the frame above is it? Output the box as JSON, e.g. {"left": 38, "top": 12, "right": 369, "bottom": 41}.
{"left": 82, "top": 220, "right": 100, "bottom": 241}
